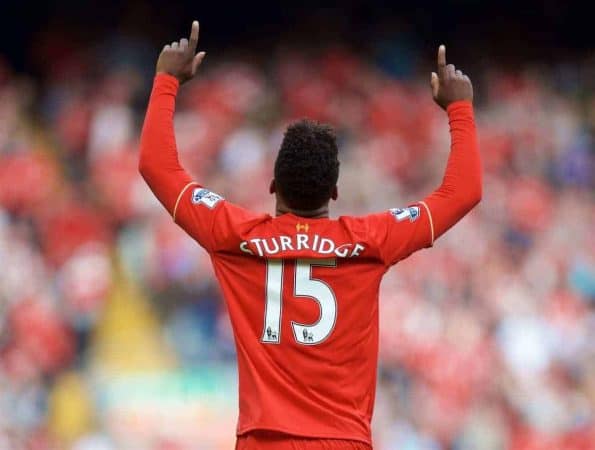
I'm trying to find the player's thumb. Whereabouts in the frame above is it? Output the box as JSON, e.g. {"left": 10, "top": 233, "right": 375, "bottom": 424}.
{"left": 192, "top": 51, "right": 206, "bottom": 75}
{"left": 430, "top": 72, "right": 439, "bottom": 98}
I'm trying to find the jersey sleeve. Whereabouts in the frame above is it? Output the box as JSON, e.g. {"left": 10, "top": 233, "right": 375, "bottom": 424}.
{"left": 139, "top": 73, "right": 264, "bottom": 254}
{"left": 361, "top": 100, "right": 481, "bottom": 267}
{"left": 171, "top": 184, "right": 260, "bottom": 253}
{"left": 139, "top": 74, "right": 193, "bottom": 215}
{"left": 421, "top": 101, "right": 482, "bottom": 240}
{"left": 361, "top": 202, "right": 434, "bottom": 266}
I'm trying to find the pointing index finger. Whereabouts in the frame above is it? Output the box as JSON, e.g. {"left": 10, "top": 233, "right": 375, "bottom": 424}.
{"left": 189, "top": 20, "right": 199, "bottom": 53}
{"left": 437, "top": 44, "right": 446, "bottom": 79}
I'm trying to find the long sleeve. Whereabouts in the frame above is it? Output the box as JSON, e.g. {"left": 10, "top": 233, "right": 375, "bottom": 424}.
{"left": 139, "top": 73, "right": 194, "bottom": 216}
{"left": 138, "top": 73, "right": 261, "bottom": 254}
{"left": 358, "top": 99, "right": 482, "bottom": 266}
{"left": 422, "top": 100, "right": 482, "bottom": 241}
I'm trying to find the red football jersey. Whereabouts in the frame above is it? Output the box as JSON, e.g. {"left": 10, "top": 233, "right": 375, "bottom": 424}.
{"left": 173, "top": 188, "right": 433, "bottom": 443}
{"left": 139, "top": 74, "right": 481, "bottom": 446}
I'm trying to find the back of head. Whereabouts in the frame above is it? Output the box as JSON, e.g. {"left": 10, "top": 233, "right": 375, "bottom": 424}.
{"left": 274, "top": 119, "right": 340, "bottom": 211}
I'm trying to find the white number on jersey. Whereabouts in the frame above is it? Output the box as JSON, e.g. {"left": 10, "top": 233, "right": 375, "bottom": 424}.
{"left": 261, "top": 258, "right": 337, "bottom": 345}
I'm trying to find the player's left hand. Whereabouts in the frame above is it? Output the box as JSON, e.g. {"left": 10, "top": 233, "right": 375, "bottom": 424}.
{"left": 156, "top": 20, "right": 205, "bottom": 84}
{"left": 430, "top": 45, "right": 473, "bottom": 110}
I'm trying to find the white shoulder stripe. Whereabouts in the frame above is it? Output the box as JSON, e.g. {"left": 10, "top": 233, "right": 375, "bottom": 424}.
{"left": 173, "top": 181, "right": 200, "bottom": 222}
{"left": 418, "top": 200, "right": 434, "bottom": 246}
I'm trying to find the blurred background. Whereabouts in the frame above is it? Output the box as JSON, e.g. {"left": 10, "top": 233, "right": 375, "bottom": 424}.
{"left": 0, "top": 1, "right": 594, "bottom": 449}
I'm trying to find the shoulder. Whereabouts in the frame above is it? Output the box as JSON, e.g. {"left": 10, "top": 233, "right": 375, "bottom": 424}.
{"left": 338, "top": 212, "right": 391, "bottom": 232}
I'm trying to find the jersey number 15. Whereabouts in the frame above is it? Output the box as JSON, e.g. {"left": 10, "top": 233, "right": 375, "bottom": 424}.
{"left": 261, "top": 258, "right": 337, "bottom": 346}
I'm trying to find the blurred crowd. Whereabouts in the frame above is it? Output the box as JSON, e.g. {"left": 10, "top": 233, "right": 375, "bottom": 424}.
{"left": 0, "top": 31, "right": 594, "bottom": 450}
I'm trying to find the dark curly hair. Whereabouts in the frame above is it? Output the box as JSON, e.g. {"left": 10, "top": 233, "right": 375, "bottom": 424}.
{"left": 274, "top": 119, "right": 340, "bottom": 211}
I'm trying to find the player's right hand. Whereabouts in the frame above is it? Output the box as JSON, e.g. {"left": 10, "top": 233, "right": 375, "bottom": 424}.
{"left": 430, "top": 45, "right": 473, "bottom": 110}
{"left": 156, "top": 20, "right": 205, "bottom": 84}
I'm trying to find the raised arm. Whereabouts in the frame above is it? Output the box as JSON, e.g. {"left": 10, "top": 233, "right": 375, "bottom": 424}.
{"left": 361, "top": 45, "right": 482, "bottom": 266}
{"left": 138, "top": 21, "right": 206, "bottom": 216}
{"left": 422, "top": 45, "right": 482, "bottom": 242}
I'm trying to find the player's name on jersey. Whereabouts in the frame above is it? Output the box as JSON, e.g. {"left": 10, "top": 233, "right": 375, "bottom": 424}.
{"left": 240, "top": 234, "right": 366, "bottom": 258}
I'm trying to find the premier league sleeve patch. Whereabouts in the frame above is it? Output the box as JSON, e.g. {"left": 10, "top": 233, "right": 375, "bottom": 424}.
{"left": 191, "top": 188, "right": 224, "bottom": 209}
{"left": 389, "top": 206, "right": 420, "bottom": 222}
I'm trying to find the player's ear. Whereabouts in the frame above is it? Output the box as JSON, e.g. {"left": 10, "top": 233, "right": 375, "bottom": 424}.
{"left": 331, "top": 185, "right": 338, "bottom": 201}
{"left": 269, "top": 179, "right": 276, "bottom": 194}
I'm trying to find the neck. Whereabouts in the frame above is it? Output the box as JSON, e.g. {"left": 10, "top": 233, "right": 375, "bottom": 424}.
{"left": 275, "top": 203, "right": 329, "bottom": 218}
